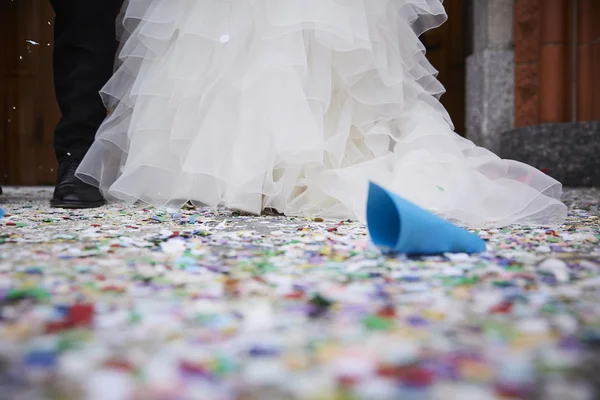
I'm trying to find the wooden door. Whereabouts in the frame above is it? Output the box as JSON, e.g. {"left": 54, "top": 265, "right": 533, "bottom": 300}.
{"left": 421, "top": 0, "right": 467, "bottom": 135}
{"left": 0, "top": 0, "right": 59, "bottom": 186}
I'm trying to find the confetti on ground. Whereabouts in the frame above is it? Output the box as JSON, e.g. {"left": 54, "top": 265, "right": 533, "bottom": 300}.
{"left": 0, "top": 187, "right": 599, "bottom": 400}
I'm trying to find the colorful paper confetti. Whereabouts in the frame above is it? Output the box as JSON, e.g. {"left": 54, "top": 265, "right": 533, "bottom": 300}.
{"left": 0, "top": 187, "right": 599, "bottom": 399}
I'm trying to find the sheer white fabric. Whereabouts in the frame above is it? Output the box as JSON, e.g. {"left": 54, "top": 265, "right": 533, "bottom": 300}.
{"left": 76, "top": 0, "right": 567, "bottom": 228}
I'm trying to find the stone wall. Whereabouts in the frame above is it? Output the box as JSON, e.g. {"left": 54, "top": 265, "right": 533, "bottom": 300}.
{"left": 466, "top": 0, "right": 515, "bottom": 152}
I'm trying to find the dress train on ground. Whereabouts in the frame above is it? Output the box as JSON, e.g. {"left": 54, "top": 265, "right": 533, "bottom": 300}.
{"left": 76, "top": 0, "right": 567, "bottom": 228}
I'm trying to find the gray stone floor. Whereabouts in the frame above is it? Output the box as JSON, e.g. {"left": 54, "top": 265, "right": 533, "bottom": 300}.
{"left": 0, "top": 187, "right": 599, "bottom": 400}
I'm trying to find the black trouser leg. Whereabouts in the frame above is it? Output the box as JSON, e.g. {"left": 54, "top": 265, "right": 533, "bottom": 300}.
{"left": 50, "top": 0, "right": 122, "bottom": 163}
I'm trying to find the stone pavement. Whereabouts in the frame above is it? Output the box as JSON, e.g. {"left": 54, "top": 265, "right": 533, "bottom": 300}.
{"left": 0, "top": 187, "right": 599, "bottom": 400}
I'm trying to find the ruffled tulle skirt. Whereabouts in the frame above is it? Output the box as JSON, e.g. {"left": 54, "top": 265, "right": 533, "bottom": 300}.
{"left": 76, "top": 0, "right": 567, "bottom": 228}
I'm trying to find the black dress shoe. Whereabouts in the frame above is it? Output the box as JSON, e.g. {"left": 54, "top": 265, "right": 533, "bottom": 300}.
{"left": 50, "top": 159, "right": 106, "bottom": 209}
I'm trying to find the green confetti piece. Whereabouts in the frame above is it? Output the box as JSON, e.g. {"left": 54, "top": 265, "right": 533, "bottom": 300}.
{"left": 362, "top": 315, "right": 394, "bottom": 331}
{"left": 129, "top": 311, "right": 142, "bottom": 324}
{"left": 57, "top": 330, "right": 88, "bottom": 353}
{"left": 6, "top": 287, "right": 50, "bottom": 302}
{"left": 213, "top": 356, "right": 237, "bottom": 376}
{"left": 255, "top": 261, "right": 275, "bottom": 273}
{"left": 349, "top": 272, "right": 370, "bottom": 280}
{"left": 541, "top": 303, "right": 559, "bottom": 314}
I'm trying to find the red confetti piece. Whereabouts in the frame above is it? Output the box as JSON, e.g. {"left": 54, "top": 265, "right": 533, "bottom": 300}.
{"left": 67, "top": 303, "right": 94, "bottom": 327}
{"left": 103, "top": 359, "right": 135, "bottom": 372}
{"left": 490, "top": 302, "right": 512, "bottom": 314}
{"left": 376, "top": 305, "right": 396, "bottom": 319}
{"left": 45, "top": 321, "right": 70, "bottom": 334}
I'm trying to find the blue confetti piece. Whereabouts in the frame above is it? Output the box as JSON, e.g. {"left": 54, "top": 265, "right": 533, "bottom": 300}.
{"left": 25, "top": 350, "right": 57, "bottom": 368}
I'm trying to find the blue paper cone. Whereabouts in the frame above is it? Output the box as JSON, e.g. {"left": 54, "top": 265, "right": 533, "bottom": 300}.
{"left": 366, "top": 182, "right": 486, "bottom": 255}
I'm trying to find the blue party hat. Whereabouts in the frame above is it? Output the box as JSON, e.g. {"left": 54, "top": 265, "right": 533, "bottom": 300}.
{"left": 366, "top": 182, "right": 486, "bottom": 255}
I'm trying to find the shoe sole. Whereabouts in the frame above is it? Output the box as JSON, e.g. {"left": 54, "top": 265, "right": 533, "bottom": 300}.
{"left": 50, "top": 199, "right": 107, "bottom": 209}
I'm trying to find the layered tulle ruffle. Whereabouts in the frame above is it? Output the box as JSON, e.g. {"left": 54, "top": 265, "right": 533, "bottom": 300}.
{"left": 76, "top": 0, "right": 567, "bottom": 228}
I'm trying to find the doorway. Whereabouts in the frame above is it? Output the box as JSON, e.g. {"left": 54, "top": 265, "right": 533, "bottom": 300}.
{"left": 421, "top": 0, "right": 468, "bottom": 135}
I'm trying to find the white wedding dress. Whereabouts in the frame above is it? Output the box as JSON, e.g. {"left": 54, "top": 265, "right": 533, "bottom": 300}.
{"left": 76, "top": 0, "right": 567, "bottom": 228}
